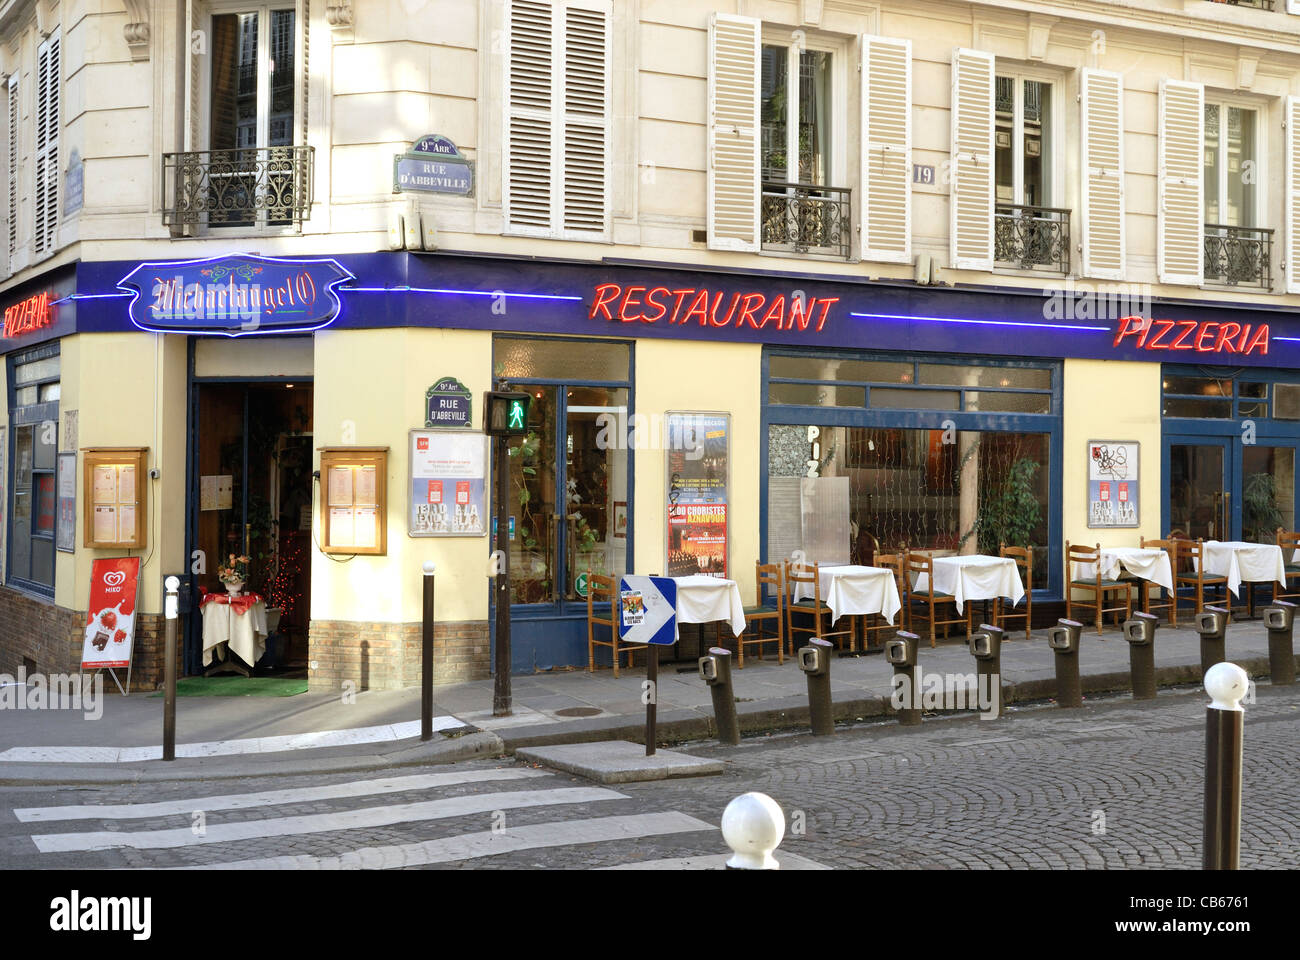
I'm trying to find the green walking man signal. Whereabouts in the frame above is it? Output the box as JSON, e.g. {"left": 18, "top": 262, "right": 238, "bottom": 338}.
{"left": 484, "top": 390, "right": 531, "bottom": 437}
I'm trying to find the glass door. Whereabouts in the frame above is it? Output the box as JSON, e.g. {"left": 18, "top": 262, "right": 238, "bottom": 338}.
{"left": 1241, "top": 443, "right": 1297, "bottom": 543}
{"left": 1167, "top": 437, "right": 1232, "bottom": 541}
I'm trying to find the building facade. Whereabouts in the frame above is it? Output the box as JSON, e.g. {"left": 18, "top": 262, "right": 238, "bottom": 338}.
{"left": 3, "top": 0, "right": 1300, "bottom": 689}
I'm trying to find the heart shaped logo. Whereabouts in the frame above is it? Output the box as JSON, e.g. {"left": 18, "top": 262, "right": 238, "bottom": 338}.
{"left": 104, "top": 571, "right": 126, "bottom": 587}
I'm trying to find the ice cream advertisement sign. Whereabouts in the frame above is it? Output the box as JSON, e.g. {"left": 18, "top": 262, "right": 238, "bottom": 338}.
{"left": 117, "top": 254, "right": 353, "bottom": 336}
{"left": 82, "top": 557, "right": 141, "bottom": 671}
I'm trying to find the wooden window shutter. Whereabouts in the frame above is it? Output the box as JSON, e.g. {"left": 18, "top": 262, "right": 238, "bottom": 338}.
{"left": 1286, "top": 97, "right": 1300, "bottom": 294}
{"left": 7, "top": 75, "right": 18, "bottom": 263}
{"left": 504, "top": 0, "right": 556, "bottom": 235}
{"left": 560, "top": 0, "right": 611, "bottom": 238}
{"left": 34, "top": 31, "right": 59, "bottom": 256}
{"left": 1158, "top": 79, "right": 1203, "bottom": 286}
{"left": 1080, "top": 68, "right": 1125, "bottom": 280}
{"left": 949, "top": 48, "right": 993, "bottom": 271}
{"left": 861, "top": 35, "right": 911, "bottom": 264}
{"left": 707, "top": 13, "right": 760, "bottom": 252}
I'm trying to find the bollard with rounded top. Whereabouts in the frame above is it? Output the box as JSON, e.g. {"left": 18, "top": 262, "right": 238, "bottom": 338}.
{"left": 885, "top": 631, "right": 921, "bottom": 725}
{"left": 1203, "top": 662, "right": 1248, "bottom": 871}
{"left": 1194, "top": 606, "right": 1230, "bottom": 678}
{"left": 968, "top": 623, "right": 1004, "bottom": 718}
{"left": 421, "top": 561, "right": 436, "bottom": 742}
{"left": 163, "top": 576, "right": 180, "bottom": 762}
{"left": 699, "top": 647, "right": 740, "bottom": 746}
{"left": 1123, "top": 612, "right": 1158, "bottom": 700}
{"left": 798, "top": 638, "right": 835, "bottom": 735}
{"left": 722, "top": 792, "right": 785, "bottom": 870}
{"left": 1046, "top": 618, "right": 1083, "bottom": 708}
{"left": 1263, "top": 602, "right": 1296, "bottom": 686}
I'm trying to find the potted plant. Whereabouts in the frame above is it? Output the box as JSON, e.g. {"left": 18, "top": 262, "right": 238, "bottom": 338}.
{"left": 217, "top": 554, "right": 251, "bottom": 596}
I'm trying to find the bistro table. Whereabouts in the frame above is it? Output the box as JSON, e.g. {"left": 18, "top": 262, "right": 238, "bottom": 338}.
{"left": 1199, "top": 541, "right": 1286, "bottom": 616}
{"left": 669, "top": 574, "right": 746, "bottom": 660}
{"left": 1073, "top": 547, "right": 1175, "bottom": 594}
{"left": 790, "top": 564, "right": 903, "bottom": 626}
{"left": 200, "top": 591, "right": 269, "bottom": 676}
{"left": 913, "top": 555, "right": 1026, "bottom": 616}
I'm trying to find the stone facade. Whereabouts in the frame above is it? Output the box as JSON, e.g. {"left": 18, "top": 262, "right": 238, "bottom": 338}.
{"left": 307, "top": 618, "right": 490, "bottom": 691}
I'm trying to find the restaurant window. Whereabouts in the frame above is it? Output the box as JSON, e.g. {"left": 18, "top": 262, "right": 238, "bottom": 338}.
{"left": 7, "top": 343, "right": 59, "bottom": 597}
{"left": 766, "top": 351, "right": 1059, "bottom": 591}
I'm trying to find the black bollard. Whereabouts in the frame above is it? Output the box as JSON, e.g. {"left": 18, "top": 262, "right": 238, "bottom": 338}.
{"left": 699, "top": 647, "right": 740, "bottom": 745}
{"left": 1046, "top": 618, "right": 1083, "bottom": 709}
{"left": 885, "top": 631, "right": 922, "bottom": 725}
{"left": 968, "top": 624, "right": 1004, "bottom": 719}
{"left": 421, "top": 561, "right": 436, "bottom": 741}
{"left": 1195, "top": 606, "right": 1230, "bottom": 678}
{"left": 1123, "top": 612, "right": 1158, "bottom": 700}
{"left": 1202, "top": 662, "right": 1248, "bottom": 870}
{"left": 1263, "top": 602, "right": 1296, "bottom": 686}
{"left": 162, "top": 576, "right": 179, "bottom": 762}
{"left": 798, "top": 639, "right": 834, "bottom": 736}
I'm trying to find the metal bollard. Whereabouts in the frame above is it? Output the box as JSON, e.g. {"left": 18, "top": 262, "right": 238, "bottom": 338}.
{"left": 163, "top": 576, "right": 179, "bottom": 762}
{"left": 1263, "top": 602, "right": 1296, "bottom": 686}
{"left": 699, "top": 647, "right": 740, "bottom": 745}
{"left": 968, "top": 624, "right": 1004, "bottom": 719}
{"left": 1046, "top": 618, "right": 1083, "bottom": 709}
{"left": 422, "top": 561, "right": 436, "bottom": 742}
{"left": 1202, "top": 662, "right": 1249, "bottom": 870}
{"left": 1123, "top": 612, "right": 1158, "bottom": 700}
{"left": 1194, "top": 606, "right": 1230, "bottom": 678}
{"left": 722, "top": 792, "right": 785, "bottom": 870}
{"left": 798, "top": 639, "right": 835, "bottom": 736}
{"left": 885, "top": 631, "right": 921, "bottom": 726}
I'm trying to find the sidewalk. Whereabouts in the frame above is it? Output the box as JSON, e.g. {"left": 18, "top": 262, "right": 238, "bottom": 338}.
{"left": 0, "top": 619, "right": 1294, "bottom": 783}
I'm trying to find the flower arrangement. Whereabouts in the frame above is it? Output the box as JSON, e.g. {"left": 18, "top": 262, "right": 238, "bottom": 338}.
{"left": 217, "top": 554, "right": 251, "bottom": 589}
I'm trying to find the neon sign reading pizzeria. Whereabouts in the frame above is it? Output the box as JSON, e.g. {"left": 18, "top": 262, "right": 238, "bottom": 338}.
{"left": 590, "top": 283, "right": 839, "bottom": 331}
{"left": 1113, "top": 315, "right": 1269, "bottom": 355}
{"left": 3, "top": 291, "right": 53, "bottom": 338}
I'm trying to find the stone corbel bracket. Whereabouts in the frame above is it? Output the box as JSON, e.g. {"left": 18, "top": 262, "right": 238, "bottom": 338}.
{"left": 327, "top": 0, "right": 353, "bottom": 30}
{"left": 122, "top": 0, "right": 151, "bottom": 61}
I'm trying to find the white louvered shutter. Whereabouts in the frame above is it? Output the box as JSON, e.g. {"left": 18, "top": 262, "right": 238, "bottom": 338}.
{"left": 34, "top": 30, "right": 59, "bottom": 256}
{"left": 7, "top": 76, "right": 18, "bottom": 264}
{"left": 861, "top": 35, "right": 911, "bottom": 264}
{"left": 504, "top": 0, "right": 554, "bottom": 235}
{"left": 1158, "top": 79, "right": 1203, "bottom": 286}
{"left": 1290, "top": 0, "right": 1300, "bottom": 15}
{"left": 1081, "top": 69, "right": 1125, "bottom": 280}
{"left": 707, "top": 13, "right": 760, "bottom": 252}
{"left": 1286, "top": 97, "right": 1300, "bottom": 294}
{"left": 949, "top": 48, "right": 994, "bottom": 271}
{"left": 560, "top": 1, "right": 610, "bottom": 237}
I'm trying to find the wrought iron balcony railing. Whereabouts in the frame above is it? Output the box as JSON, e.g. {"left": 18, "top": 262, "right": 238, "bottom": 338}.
{"left": 162, "top": 146, "right": 314, "bottom": 229}
{"left": 1207, "top": 0, "right": 1274, "bottom": 11}
{"left": 1204, "top": 224, "right": 1273, "bottom": 289}
{"left": 994, "top": 204, "right": 1071, "bottom": 273}
{"left": 760, "top": 182, "right": 852, "bottom": 259}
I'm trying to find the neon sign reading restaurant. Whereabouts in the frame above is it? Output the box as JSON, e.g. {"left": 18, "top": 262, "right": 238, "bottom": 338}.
{"left": 590, "top": 282, "right": 839, "bottom": 332}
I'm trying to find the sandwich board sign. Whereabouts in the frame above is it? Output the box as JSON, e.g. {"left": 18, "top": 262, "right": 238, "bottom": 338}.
{"left": 618, "top": 576, "right": 677, "bottom": 646}
{"left": 81, "top": 556, "right": 142, "bottom": 695}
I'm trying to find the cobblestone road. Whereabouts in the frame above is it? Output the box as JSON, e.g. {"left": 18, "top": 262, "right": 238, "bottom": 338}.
{"left": 1, "top": 684, "right": 1295, "bottom": 870}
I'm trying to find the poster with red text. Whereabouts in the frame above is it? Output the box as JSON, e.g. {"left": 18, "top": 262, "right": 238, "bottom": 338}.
{"left": 81, "top": 557, "right": 141, "bottom": 670}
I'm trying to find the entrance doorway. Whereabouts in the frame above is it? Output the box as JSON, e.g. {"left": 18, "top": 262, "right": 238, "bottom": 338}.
{"left": 185, "top": 380, "right": 314, "bottom": 676}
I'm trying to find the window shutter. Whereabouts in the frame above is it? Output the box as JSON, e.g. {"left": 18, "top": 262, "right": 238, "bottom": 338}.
{"left": 707, "top": 13, "right": 760, "bottom": 252}
{"left": 861, "top": 35, "right": 911, "bottom": 264}
{"left": 7, "top": 75, "right": 18, "bottom": 263}
{"left": 1080, "top": 68, "right": 1125, "bottom": 281}
{"left": 1158, "top": 79, "right": 1203, "bottom": 286}
{"left": 1290, "top": 0, "right": 1300, "bottom": 15}
{"left": 560, "top": 0, "right": 610, "bottom": 238}
{"left": 34, "top": 31, "right": 60, "bottom": 256}
{"left": 949, "top": 48, "right": 994, "bottom": 271}
{"left": 504, "top": 0, "right": 555, "bottom": 234}
{"left": 1287, "top": 97, "right": 1300, "bottom": 294}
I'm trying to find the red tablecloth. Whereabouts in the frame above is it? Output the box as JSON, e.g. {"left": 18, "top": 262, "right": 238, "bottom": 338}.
{"left": 199, "top": 589, "right": 265, "bottom": 615}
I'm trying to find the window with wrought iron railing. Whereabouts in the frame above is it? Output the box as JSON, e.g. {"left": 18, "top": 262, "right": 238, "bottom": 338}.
{"left": 1204, "top": 224, "right": 1273, "bottom": 289}
{"left": 1206, "top": 0, "right": 1274, "bottom": 10}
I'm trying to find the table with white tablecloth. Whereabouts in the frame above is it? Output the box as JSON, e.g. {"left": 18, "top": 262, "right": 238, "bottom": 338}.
{"left": 1073, "top": 547, "right": 1175, "bottom": 593}
{"left": 912, "top": 555, "right": 1026, "bottom": 614}
{"left": 672, "top": 574, "right": 746, "bottom": 640}
{"left": 200, "top": 594, "right": 268, "bottom": 668}
{"left": 1199, "top": 541, "right": 1286, "bottom": 598}
{"left": 791, "top": 564, "right": 902, "bottom": 625}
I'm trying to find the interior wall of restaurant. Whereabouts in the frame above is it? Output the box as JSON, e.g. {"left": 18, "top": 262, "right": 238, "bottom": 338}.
{"left": 309, "top": 326, "right": 493, "bottom": 626}
{"left": 1061, "top": 358, "right": 1163, "bottom": 565}
{"left": 632, "top": 338, "right": 762, "bottom": 606}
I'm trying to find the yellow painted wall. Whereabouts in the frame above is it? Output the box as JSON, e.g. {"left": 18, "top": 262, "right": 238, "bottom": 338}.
{"left": 1062, "top": 358, "right": 1164, "bottom": 565}
{"left": 633, "top": 340, "right": 763, "bottom": 606}
{"left": 310, "top": 327, "right": 493, "bottom": 626}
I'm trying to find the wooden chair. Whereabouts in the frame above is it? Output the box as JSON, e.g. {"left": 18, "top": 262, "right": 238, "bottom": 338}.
{"left": 586, "top": 570, "right": 634, "bottom": 677}
{"left": 740, "top": 562, "right": 785, "bottom": 667}
{"left": 863, "top": 550, "right": 909, "bottom": 649}
{"left": 1065, "top": 541, "right": 1132, "bottom": 635}
{"left": 906, "top": 551, "right": 971, "bottom": 648}
{"left": 994, "top": 543, "right": 1033, "bottom": 641}
{"left": 784, "top": 560, "right": 855, "bottom": 655}
{"left": 1173, "top": 539, "right": 1229, "bottom": 619}
{"left": 1275, "top": 529, "right": 1300, "bottom": 602}
{"left": 1138, "top": 536, "right": 1178, "bottom": 626}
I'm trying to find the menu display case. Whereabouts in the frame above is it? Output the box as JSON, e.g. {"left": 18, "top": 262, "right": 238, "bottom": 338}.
{"left": 318, "top": 447, "right": 388, "bottom": 555}
{"left": 82, "top": 448, "right": 148, "bottom": 549}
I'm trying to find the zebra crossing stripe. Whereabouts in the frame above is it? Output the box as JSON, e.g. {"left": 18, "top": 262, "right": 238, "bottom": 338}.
{"left": 14, "top": 768, "right": 549, "bottom": 822}
{"left": 31, "top": 787, "right": 625, "bottom": 853}
{"left": 168, "top": 812, "right": 717, "bottom": 869}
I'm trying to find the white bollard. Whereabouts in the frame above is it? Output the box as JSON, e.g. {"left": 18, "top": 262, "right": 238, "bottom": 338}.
{"left": 722, "top": 792, "right": 785, "bottom": 870}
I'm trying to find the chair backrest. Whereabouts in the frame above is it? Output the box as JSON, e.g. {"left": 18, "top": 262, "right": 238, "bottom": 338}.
{"left": 1000, "top": 542, "right": 1033, "bottom": 591}
{"left": 587, "top": 571, "right": 615, "bottom": 612}
{"left": 906, "top": 551, "right": 934, "bottom": 590}
{"left": 1277, "top": 529, "right": 1300, "bottom": 553}
{"left": 784, "top": 559, "right": 820, "bottom": 605}
{"left": 876, "top": 552, "right": 908, "bottom": 597}
{"left": 756, "top": 561, "right": 783, "bottom": 607}
{"left": 1065, "top": 541, "right": 1101, "bottom": 581}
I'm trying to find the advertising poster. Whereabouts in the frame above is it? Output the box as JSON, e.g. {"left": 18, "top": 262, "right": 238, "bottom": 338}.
{"left": 56, "top": 452, "right": 75, "bottom": 552}
{"left": 665, "top": 412, "right": 729, "bottom": 577}
{"left": 409, "top": 429, "right": 489, "bottom": 537}
{"left": 1088, "top": 440, "right": 1139, "bottom": 528}
{"left": 81, "top": 557, "right": 141, "bottom": 671}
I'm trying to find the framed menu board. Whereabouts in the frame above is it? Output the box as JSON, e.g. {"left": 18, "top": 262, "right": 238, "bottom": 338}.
{"left": 319, "top": 447, "right": 388, "bottom": 555}
{"left": 82, "top": 448, "right": 148, "bottom": 549}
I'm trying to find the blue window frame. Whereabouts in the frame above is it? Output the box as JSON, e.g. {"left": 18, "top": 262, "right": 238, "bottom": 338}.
{"left": 6, "top": 342, "right": 60, "bottom": 599}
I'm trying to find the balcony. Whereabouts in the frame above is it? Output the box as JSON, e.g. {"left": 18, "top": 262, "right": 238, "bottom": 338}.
{"left": 760, "top": 182, "right": 852, "bottom": 259}
{"left": 1206, "top": 0, "right": 1274, "bottom": 10}
{"left": 1204, "top": 224, "right": 1273, "bottom": 290}
{"left": 162, "top": 146, "right": 314, "bottom": 230}
{"left": 994, "top": 204, "right": 1071, "bottom": 274}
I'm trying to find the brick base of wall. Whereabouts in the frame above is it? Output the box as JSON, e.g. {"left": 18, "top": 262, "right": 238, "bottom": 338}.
{"left": 308, "top": 619, "right": 489, "bottom": 691}
{"left": 0, "top": 587, "right": 167, "bottom": 693}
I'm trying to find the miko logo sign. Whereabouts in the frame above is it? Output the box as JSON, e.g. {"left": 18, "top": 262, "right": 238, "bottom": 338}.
{"left": 103, "top": 571, "right": 126, "bottom": 588}
{"left": 81, "top": 557, "right": 141, "bottom": 672}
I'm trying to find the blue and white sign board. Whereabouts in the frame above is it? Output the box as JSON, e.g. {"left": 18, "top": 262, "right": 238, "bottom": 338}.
{"left": 393, "top": 133, "right": 474, "bottom": 196}
{"left": 618, "top": 576, "right": 677, "bottom": 646}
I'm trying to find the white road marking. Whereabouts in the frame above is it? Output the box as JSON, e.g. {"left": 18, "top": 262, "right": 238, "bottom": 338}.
{"left": 599, "top": 850, "right": 831, "bottom": 870}
{"left": 949, "top": 736, "right": 1016, "bottom": 747}
{"left": 32, "top": 787, "right": 624, "bottom": 853}
{"left": 168, "top": 812, "right": 715, "bottom": 869}
{"left": 14, "top": 768, "right": 548, "bottom": 822}
{"left": 0, "top": 717, "right": 466, "bottom": 763}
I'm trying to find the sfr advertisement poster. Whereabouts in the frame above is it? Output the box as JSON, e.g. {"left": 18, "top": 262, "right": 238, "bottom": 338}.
{"left": 665, "top": 412, "right": 729, "bottom": 577}
{"left": 1087, "top": 440, "right": 1139, "bottom": 528}
{"left": 81, "top": 557, "right": 141, "bottom": 670}
{"left": 409, "top": 429, "right": 488, "bottom": 536}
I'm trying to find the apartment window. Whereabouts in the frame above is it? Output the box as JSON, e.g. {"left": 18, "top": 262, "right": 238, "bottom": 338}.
{"left": 7, "top": 344, "right": 59, "bottom": 597}
{"left": 993, "top": 75, "right": 1068, "bottom": 272}
{"left": 1203, "top": 102, "right": 1271, "bottom": 288}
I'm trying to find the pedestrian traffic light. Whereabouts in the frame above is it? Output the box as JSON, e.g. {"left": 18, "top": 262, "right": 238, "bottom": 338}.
{"left": 484, "top": 391, "right": 531, "bottom": 436}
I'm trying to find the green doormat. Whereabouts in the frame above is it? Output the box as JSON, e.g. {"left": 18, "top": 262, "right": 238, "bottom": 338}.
{"left": 152, "top": 677, "right": 309, "bottom": 697}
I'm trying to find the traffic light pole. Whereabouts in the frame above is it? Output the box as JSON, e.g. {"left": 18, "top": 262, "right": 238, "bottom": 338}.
{"left": 492, "top": 423, "right": 512, "bottom": 717}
